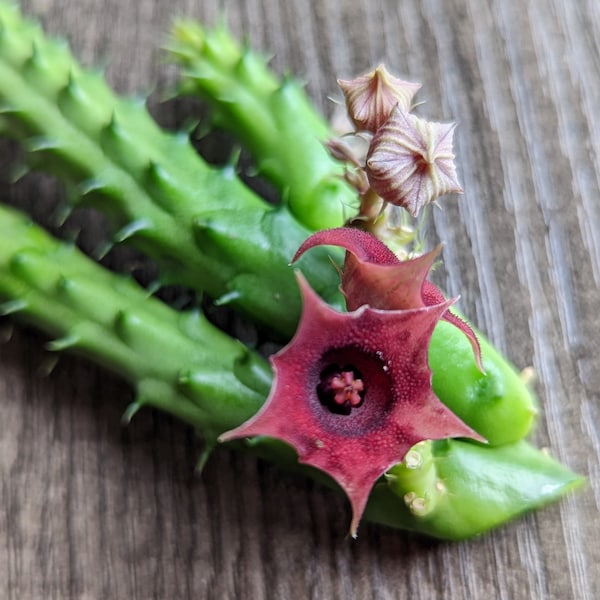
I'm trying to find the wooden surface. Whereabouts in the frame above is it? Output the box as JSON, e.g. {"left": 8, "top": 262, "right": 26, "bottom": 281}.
{"left": 1, "top": 0, "right": 599, "bottom": 598}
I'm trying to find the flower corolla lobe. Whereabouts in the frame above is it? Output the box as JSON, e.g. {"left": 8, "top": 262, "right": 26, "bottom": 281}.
{"left": 295, "top": 227, "right": 483, "bottom": 371}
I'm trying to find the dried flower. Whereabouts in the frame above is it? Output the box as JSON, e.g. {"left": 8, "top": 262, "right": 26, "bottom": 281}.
{"left": 221, "top": 231, "right": 485, "bottom": 537}
{"left": 338, "top": 64, "right": 421, "bottom": 133}
{"left": 294, "top": 227, "right": 483, "bottom": 370}
{"left": 366, "top": 105, "right": 463, "bottom": 216}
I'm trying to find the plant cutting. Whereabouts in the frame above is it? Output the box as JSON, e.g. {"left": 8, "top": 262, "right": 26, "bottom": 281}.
{"left": 0, "top": 3, "right": 583, "bottom": 539}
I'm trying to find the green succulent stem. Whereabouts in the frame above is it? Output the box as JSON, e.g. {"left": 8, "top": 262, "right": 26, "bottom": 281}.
{"left": 0, "top": 204, "right": 268, "bottom": 443}
{"left": 0, "top": 2, "right": 343, "bottom": 339}
{"left": 367, "top": 438, "right": 583, "bottom": 540}
{"left": 385, "top": 441, "right": 442, "bottom": 517}
{"left": 167, "top": 19, "right": 357, "bottom": 230}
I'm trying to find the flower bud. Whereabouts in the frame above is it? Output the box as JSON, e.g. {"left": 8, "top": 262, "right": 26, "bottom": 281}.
{"left": 365, "top": 105, "right": 463, "bottom": 216}
{"left": 338, "top": 64, "right": 421, "bottom": 133}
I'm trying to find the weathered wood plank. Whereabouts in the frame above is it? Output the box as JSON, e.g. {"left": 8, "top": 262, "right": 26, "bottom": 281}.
{"left": 1, "top": 0, "right": 598, "bottom": 598}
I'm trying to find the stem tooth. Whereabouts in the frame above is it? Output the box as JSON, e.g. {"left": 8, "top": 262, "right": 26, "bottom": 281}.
{"left": 26, "top": 135, "right": 60, "bottom": 153}
{"left": 113, "top": 218, "right": 153, "bottom": 243}
{"left": 52, "top": 203, "right": 74, "bottom": 227}
{"left": 0, "top": 322, "right": 14, "bottom": 343}
{"left": 93, "top": 240, "right": 113, "bottom": 261}
{"left": 37, "top": 353, "right": 60, "bottom": 377}
{"left": 214, "top": 289, "right": 242, "bottom": 306}
{"left": 78, "top": 178, "right": 108, "bottom": 196}
{"left": 10, "top": 250, "right": 35, "bottom": 280}
{"left": 233, "top": 348, "right": 272, "bottom": 397}
{"left": 56, "top": 275, "right": 76, "bottom": 297}
{"left": 24, "top": 39, "right": 41, "bottom": 69}
{"left": 408, "top": 496, "right": 430, "bottom": 516}
{"left": 0, "top": 298, "right": 28, "bottom": 315}
{"left": 46, "top": 331, "right": 80, "bottom": 351}
{"left": 121, "top": 400, "right": 142, "bottom": 425}
{"left": 0, "top": 103, "right": 17, "bottom": 115}
{"left": 114, "top": 309, "right": 143, "bottom": 345}
{"left": 194, "top": 442, "right": 216, "bottom": 475}
{"left": 144, "top": 279, "right": 162, "bottom": 297}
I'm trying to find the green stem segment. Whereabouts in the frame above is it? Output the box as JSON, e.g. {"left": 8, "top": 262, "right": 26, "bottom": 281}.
{"left": 167, "top": 19, "right": 356, "bottom": 230}
{"left": 0, "top": 205, "right": 583, "bottom": 539}
{"left": 0, "top": 204, "right": 269, "bottom": 444}
{"left": 368, "top": 438, "right": 583, "bottom": 540}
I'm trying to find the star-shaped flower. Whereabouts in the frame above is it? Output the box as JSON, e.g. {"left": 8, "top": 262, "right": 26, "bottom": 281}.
{"left": 366, "top": 105, "right": 463, "bottom": 216}
{"left": 221, "top": 231, "right": 484, "bottom": 537}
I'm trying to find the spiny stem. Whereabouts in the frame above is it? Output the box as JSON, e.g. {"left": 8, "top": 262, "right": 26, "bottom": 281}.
{"left": 167, "top": 19, "right": 357, "bottom": 230}
{"left": 0, "top": 2, "right": 343, "bottom": 338}
{"left": 0, "top": 204, "right": 267, "bottom": 443}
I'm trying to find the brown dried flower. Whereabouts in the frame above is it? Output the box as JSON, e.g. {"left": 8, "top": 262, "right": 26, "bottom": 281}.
{"left": 338, "top": 64, "right": 421, "bottom": 133}
{"left": 365, "top": 105, "right": 463, "bottom": 216}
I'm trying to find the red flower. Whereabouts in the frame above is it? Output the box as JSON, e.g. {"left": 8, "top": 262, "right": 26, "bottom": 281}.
{"left": 221, "top": 229, "right": 484, "bottom": 536}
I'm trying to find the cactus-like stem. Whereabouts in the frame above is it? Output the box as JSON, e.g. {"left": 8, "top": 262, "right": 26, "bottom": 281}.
{"left": 366, "top": 438, "right": 583, "bottom": 540}
{"left": 0, "top": 204, "right": 269, "bottom": 444}
{"left": 0, "top": 2, "right": 343, "bottom": 339}
{"left": 385, "top": 441, "right": 443, "bottom": 518}
{"left": 167, "top": 20, "right": 356, "bottom": 230}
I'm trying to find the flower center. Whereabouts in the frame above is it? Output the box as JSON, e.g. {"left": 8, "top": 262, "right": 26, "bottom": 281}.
{"left": 317, "top": 364, "right": 365, "bottom": 415}
{"left": 415, "top": 154, "right": 432, "bottom": 174}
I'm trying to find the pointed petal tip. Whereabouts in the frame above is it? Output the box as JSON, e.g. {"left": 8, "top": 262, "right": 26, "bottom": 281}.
{"left": 294, "top": 227, "right": 399, "bottom": 266}
{"left": 442, "top": 308, "right": 485, "bottom": 373}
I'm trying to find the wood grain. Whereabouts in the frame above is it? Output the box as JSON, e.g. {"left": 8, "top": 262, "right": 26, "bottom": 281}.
{"left": 1, "top": 0, "right": 598, "bottom": 598}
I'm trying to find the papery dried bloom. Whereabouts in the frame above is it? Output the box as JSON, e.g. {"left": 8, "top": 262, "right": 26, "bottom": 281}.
{"left": 338, "top": 64, "right": 422, "bottom": 133}
{"left": 366, "top": 105, "right": 463, "bottom": 216}
{"left": 294, "top": 227, "right": 483, "bottom": 371}
{"left": 220, "top": 273, "right": 483, "bottom": 537}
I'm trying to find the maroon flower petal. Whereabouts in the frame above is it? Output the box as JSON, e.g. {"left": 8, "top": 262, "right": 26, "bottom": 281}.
{"left": 294, "top": 228, "right": 483, "bottom": 371}
{"left": 220, "top": 274, "right": 483, "bottom": 536}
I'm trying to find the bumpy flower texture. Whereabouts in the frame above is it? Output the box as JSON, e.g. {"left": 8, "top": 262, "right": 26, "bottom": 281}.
{"left": 220, "top": 228, "right": 485, "bottom": 537}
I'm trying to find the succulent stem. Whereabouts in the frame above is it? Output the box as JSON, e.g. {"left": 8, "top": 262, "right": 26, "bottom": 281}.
{"left": 167, "top": 19, "right": 357, "bottom": 230}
